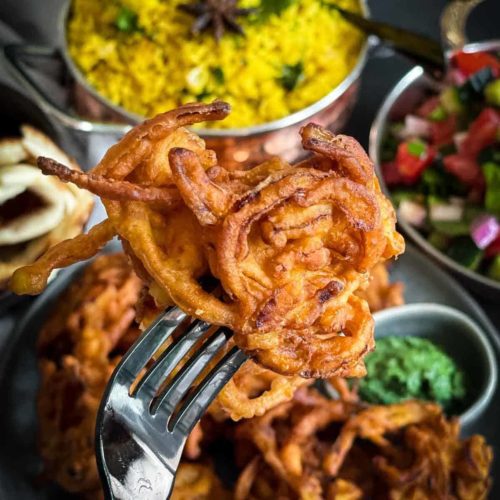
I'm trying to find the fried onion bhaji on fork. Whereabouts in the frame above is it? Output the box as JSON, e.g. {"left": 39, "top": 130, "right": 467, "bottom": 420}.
{"left": 234, "top": 388, "right": 493, "bottom": 500}
{"left": 11, "top": 101, "right": 404, "bottom": 382}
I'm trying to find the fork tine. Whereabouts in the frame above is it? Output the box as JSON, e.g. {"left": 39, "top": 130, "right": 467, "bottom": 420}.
{"left": 168, "top": 346, "right": 247, "bottom": 433}
{"left": 151, "top": 327, "right": 231, "bottom": 420}
{"left": 115, "top": 307, "right": 186, "bottom": 384}
{"left": 133, "top": 319, "right": 212, "bottom": 401}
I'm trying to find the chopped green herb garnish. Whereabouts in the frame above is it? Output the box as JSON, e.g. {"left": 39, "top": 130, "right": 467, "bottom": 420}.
{"left": 447, "top": 237, "right": 483, "bottom": 270}
{"left": 419, "top": 164, "right": 466, "bottom": 198}
{"left": 487, "top": 255, "right": 500, "bottom": 281}
{"left": 279, "top": 62, "right": 304, "bottom": 92}
{"left": 258, "top": 0, "right": 295, "bottom": 20}
{"left": 115, "top": 6, "right": 139, "bottom": 33}
{"left": 428, "top": 231, "right": 450, "bottom": 251}
{"left": 390, "top": 190, "right": 422, "bottom": 206}
{"left": 407, "top": 138, "right": 427, "bottom": 157}
{"left": 210, "top": 66, "right": 225, "bottom": 85}
{"left": 428, "top": 105, "right": 447, "bottom": 122}
{"left": 359, "top": 336, "right": 467, "bottom": 412}
{"left": 478, "top": 146, "right": 500, "bottom": 165}
{"left": 381, "top": 133, "right": 399, "bottom": 162}
{"left": 482, "top": 162, "right": 500, "bottom": 214}
{"left": 438, "top": 143, "right": 458, "bottom": 157}
{"left": 196, "top": 89, "right": 212, "bottom": 101}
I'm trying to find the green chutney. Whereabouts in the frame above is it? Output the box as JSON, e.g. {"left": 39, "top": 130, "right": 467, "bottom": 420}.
{"left": 359, "top": 336, "right": 466, "bottom": 412}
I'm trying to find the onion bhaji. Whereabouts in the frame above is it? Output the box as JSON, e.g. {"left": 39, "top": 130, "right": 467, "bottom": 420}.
{"left": 234, "top": 388, "right": 493, "bottom": 500}
{"left": 36, "top": 252, "right": 308, "bottom": 498}
{"left": 355, "top": 262, "right": 404, "bottom": 313}
{"left": 37, "top": 253, "right": 142, "bottom": 495}
{"left": 12, "top": 101, "right": 404, "bottom": 381}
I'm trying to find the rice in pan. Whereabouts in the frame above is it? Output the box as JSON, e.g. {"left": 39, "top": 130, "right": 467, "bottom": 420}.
{"left": 67, "top": 0, "right": 364, "bottom": 128}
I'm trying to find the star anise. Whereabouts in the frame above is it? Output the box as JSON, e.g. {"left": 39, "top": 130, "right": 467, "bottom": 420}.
{"left": 178, "top": 0, "right": 256, "bottom": 42}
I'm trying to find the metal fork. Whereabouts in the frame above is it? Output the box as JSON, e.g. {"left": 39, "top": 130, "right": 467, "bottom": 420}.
{"left": 95, "top": 307, "right": 247, "bottom": 500}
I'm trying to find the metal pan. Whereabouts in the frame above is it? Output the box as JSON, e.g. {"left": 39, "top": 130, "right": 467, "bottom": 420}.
{"left": 2, "top": 0, "right": 371, "bottom": 167}
{"left": 369, "top": 39, "right": 500, "bottom": 299}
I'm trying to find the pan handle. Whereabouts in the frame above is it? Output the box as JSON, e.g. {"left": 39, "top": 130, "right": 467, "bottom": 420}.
{"left": 440, "top": 0, "right": 484, "bottom": 52}
{"left": 3, "top": 44, "right": 132, "bottom": 134}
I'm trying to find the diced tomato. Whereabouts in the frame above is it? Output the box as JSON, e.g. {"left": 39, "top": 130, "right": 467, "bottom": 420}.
{"left": 382, "top": 161, "right": 405, "bottom": 186}
{"left": 460, "top": 108, "right": 500, "bottom": 157}
{"left": 416, "top": 96, "right": 440, "bottom": 118}
{"left": 395, "top": 141, "right": 436, "bottom": 183}
{"left": 430, "top": 114, "right": 457, "bottom": 147}
{"left": 453, "top": 51, "right": 500, "bottom": 77}
{"left": 485, "top": 235, "right": 500, "bottom": 258}
{"left": 443, "top": 154, "right": 484, "bottom": 187}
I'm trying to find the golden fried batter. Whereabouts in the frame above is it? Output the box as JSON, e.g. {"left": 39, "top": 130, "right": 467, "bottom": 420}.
{"left": 355, "top": 262, "right": 404, "bottom": 312}
{"left": 12, "top": 102, "right": 404, "bottom": 381}
{"left": 171, "top": 463, "right": 230, "bottom": 500}
{"left": 234, "top": 389, "right": 493, "bottom": 500}
{"left": 37, "top": 253, "right": 142, "bottom": 494}
{"left": 37, "top": 252, "right": 312, "bottom": 500}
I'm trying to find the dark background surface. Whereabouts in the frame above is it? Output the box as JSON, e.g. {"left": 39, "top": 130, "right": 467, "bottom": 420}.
{"left": 0, "top": 0, "right": 498, "bottom": 498}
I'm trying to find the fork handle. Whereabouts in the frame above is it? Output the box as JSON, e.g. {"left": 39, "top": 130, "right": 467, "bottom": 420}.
{"left": 97, "top": 414, "right": 176, "bottom": 500}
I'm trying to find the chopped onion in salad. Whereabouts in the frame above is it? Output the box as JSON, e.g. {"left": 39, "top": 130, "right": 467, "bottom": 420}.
{"left": 429, "top": 203, "right": 464, "bottom": 222}
{"left": 471, "top": 215, "right": 500, "bottom": 250}
{"left": 398, "top": 115, "right": 431, "bottom": 140}
{"left": 453, "top": 132, "right": 467, "bottom": 151}
{"left": 398, "top": 200, "right": 427, "bottom": 227}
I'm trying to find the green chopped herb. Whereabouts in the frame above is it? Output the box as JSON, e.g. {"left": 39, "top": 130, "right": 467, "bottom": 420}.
{"left": 258, "top": 0, "right": 295, "bottom": 20}
{"left": 428, "top": 105, "right": 448, "bottom": 122}
{"left": 419, "top": 164, "right": 466, "bottom": 198}
{"left": 359, "top": 336, "right": 467, "bottom": 413}
{"left": 210, "top": 66, "right": 225, "bottom": 85}
{"left": 195, "top": 89, "right": 212, "bottom": 101}
{"left": 381, "top": 133, "right": 399, "bottom": 162}
{"left": 279, "top": 62, "right": 304, "bottom": 92}
{"left": 478, "top": 146, "right": 500, "bottom": 165}
{"left": 390, "top": 190, "right": 421, "bottom": 206}
{"left": 482, "top": 162, "right": 500, "bottom": 214}
{"left": 447, "top": 236, "right": 483, "bottom": 270}
{"left": 487, "top": 255, "right": 500, "bottom": 281}
{"left": 115, "top": 6, "right": 139, "bottom": 33}
{"left": 428, "top": 231, "right": 450, "bottom": 251}
{"left": 407, "top": 138, "right": 427, "bottom": 157}
{"left": 438, "top": 143, "right": 458, "bottom": 157}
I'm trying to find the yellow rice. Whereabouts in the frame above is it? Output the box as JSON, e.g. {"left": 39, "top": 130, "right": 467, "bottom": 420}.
{"left": 67, "top": 0, "right": 364, "bottom": 129}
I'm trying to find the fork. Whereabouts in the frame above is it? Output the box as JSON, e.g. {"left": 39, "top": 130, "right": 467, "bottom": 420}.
{"left": 95, "top": 306, "right": 247, "bottom": 500}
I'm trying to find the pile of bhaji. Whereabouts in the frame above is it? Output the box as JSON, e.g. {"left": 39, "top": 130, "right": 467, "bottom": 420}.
{"left": 11, "top": 102, "right": 492, "bottom": 498}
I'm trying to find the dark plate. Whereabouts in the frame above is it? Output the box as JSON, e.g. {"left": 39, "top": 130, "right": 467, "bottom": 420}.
{"left": 0, "top": 244, "right": 498, "bottom": 498}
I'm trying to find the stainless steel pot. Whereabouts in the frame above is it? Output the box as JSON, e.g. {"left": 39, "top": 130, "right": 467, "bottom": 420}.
{"left": 3, "top": 0, "right": 370, "bottom": 167}
{"left": 370, "top": 40, "right": 500, "bottom": 299}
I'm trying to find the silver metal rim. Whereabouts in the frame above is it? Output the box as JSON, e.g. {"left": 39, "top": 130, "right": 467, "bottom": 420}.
{"left": 58, "top": 0, "right": 370, "bottom": 137}
{"left": 369, "top": 40, "right": 500, "bottom": 293}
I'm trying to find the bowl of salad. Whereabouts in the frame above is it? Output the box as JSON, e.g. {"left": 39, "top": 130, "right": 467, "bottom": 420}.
{"left": 370, "top": 41, "right": 500, "bottom": 297}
